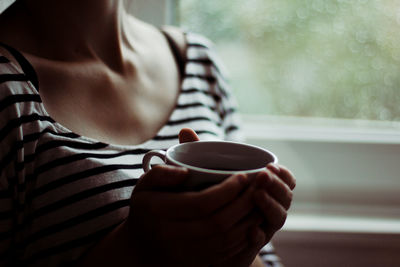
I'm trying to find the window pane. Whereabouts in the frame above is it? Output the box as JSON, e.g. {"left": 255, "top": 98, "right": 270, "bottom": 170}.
{"left": 180, "top": 0, "right": 400, "bottom": 122}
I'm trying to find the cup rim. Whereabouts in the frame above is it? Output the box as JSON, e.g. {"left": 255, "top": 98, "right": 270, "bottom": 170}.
{"left": 165, "top": 140, "right": 278, "bottom": 175}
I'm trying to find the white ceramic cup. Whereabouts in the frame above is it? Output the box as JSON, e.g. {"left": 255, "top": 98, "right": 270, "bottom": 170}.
{"left": 142, "top": 140, "right": 278, "bottom": 190}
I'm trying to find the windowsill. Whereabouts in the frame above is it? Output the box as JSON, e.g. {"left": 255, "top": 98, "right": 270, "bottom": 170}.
{"left": 242, "top": 114, "right": 400, "bottom": 144}
{"left": 283, "top": 213, "right": 400, "bottom": 234}
{"left": 242, "top": 114, "right": 400, "bottom": 235}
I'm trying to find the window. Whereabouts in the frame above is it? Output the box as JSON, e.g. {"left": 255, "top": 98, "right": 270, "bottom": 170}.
{"left": 178, "top": 3, "right": 400, "bottom": 265}
{"left": 1, "top": 1, "right": 397, "bottom": 265}
{"left": 180, "top": 0, "right": 400, "bottom": 122}
{"left": 178, "top": 0, "right": 400, "bottom": 219}
{"left": 18, "top": 0, "right": 398, "bottom": 265}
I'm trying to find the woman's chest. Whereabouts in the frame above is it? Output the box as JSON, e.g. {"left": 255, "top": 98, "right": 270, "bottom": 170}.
{"left": 34, "top": 60, "right": 181, "bottom": 146}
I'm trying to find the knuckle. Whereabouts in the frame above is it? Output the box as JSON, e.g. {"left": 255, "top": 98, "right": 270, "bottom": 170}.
{"left": 148, "top": 165, "right": 162, "bottom": 177}
{"left": 287, "top": 190, "right": 294, "bottom": 202}
{"left": 275, "top": 211, "right": 287, "bottom": 229}
{"left": 291, "top": 177, "right": 297, "bottom": 188}
{"left": 286, "top": 170, "right": 296, "bottom": 188}
{"left": 285, "top": 192, "right": 293, "bottom": 210}
{"left": 255, "top": 229, "right": 266, "bottom": 247}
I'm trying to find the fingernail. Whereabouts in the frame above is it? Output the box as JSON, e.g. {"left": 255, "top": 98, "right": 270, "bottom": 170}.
{"left": 250, "top": 227, "right": 265, "bottom": 245}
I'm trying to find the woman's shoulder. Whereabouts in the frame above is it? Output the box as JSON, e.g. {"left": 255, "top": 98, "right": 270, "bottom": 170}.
{"left": 161, "top": 26, "right": 215, "bottom": 54}
{"left": 0, "top": 45, "right": 38, "bottom": 95}
{"left": 0, "top": 45, "right": 41, "bottom": 128}
{"left": 162, "top": 25, "right": 187, "bottom": 55}
{"left": 185, "top": 31, "right": 215, "bottom": 49}
{"left": 184, "top": 31, "right": 227, "bottom": 72}
{"left": 0, "top": 48, "right": 25, "bottom": 97}
{"left": 183, "top": 31, "right": 230, "bottom": 89}
{"left": 0, "top": 46, "right": 21, "bottom": 75}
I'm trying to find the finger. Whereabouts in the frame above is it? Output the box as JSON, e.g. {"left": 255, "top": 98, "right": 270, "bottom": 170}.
{"left": 183, "top": 173, "right": 250, "bottom": 218}
{"left": 249, "top": 226, "right": 267, "bottom": 247}
{"left": 199, "top": 236, "right": 250, "bottom": 266}
{"left": 134, "top": 165, "right": 189, "bottom": 192}
{"left": 254, "top": 171, "right": 293, "bottom": 210}
{"left": 253, "top": 189, "right": 288, "bottom": 235}
{"left": 211, "top": 183, "right": 257, "bottom": 231}
{"left": 214, "top": 227, "right": 264, "bottom": 267}
{"left": 135, "top": 173, "right": 250, "bottom": 220}
{"left": 207, "top": 211, "right": 263, "bottom": 253}
{"left": 215, "top": 212, "right": 263, "bottom": 253}
{"left": 279, "top": 165, "right": 296, "bottom": 189}
{"left": 175, "top": 212, "right": 262, "bottom": 265}
{"left": 168, "top": 211, "right": 262, "bottom": 249}
{"left": 233, "top": 227, "right": 265, "bottom": 267}
{"left": 154, "top": 215, "right": 256, "bottom": 265}
{"left": 179, "top": 128, "right": 200, "bottom": 143}
{"left": 267, "top": 163, "right": 296, "bottom": 190}
{"left": 214, "top": 239, "right": 250, "bottom": 265}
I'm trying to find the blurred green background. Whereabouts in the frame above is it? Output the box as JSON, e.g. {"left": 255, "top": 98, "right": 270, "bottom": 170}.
{"left": 180, "top": 0, "right": 400, "bottom": 122}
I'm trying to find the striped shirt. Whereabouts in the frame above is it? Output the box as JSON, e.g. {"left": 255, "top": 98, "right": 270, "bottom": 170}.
{"left": 0, "top": 32, "right": 280, "bottom": 266}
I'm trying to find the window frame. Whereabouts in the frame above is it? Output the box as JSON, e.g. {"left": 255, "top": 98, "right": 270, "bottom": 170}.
{"left": 126, "top": 0, "right": 178, "bottom": 27}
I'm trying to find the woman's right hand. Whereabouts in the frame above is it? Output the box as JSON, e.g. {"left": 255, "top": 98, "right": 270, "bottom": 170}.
{"left": 126, "top": 164, "right": 262, "bottom": 266}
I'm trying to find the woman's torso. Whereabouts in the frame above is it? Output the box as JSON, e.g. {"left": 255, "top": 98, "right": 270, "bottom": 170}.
{"left": 0, "top": 30, "right": 241, "bottom": 266}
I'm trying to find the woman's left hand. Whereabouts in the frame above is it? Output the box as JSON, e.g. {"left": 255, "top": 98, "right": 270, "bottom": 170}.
{"left": 254, "top": 163, "right": 296, "bottom": 242}
{"left": 179, "top": 128, "right": 296, "bottom": 267}
{"left": 215, "top": 163, "right": 296, "bottom": 267}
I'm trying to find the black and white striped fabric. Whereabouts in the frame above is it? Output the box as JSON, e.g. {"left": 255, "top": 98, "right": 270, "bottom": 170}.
{"left": 0, "top": 32, "right": 281, "bottom": 266}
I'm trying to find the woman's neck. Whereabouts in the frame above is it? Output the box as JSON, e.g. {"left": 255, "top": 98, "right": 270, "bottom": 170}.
{"left": 1, "top": 0, "right": 132, "bottom": 72}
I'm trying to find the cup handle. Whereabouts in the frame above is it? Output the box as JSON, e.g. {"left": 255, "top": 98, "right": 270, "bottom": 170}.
{"left": 142, "top": 150, "right": 167, "bottom": 172}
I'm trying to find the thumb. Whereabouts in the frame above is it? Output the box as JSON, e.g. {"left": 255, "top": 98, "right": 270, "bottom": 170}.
{"left": 135, "top": 165, "right": 189, "bottom": 192}
{"left": 179, "top": 128, "right": 200, "bottom": 143}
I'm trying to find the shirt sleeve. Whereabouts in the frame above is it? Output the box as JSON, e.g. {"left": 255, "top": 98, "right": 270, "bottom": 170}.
{"left": 260, "top": 242, "right": 284, "bottom": 267}
{"left": 196, "top": 36, "right": 244, "bottom": 143}
{"left": 0, "top": 74, "right": 20, "bottom": 265}
{"left": 0, "top": 54, "right": 35, "bottom": 265}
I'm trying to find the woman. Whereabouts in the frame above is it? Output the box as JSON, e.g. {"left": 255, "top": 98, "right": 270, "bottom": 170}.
{"left": 0, "top": 0, "right": 296, "bottom": 266}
